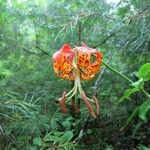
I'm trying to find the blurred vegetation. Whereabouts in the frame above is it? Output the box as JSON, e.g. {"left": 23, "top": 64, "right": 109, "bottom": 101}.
{"left": 0, "top": 0, "right": 150, "bottom": 149}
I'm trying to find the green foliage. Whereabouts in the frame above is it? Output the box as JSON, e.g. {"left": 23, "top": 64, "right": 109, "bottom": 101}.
{"left": 119, "top": 87, "right": 140, "bottom": 102}
{"left": 139, "top": 63, "right": 150, "bottom": 81}
{"left": 139, "top": 99, "right": 150, "bottom": 122}
{"left": 121, "top": 106, "right": 141, "bottom": 129}
{"left": 33, "top": 130, "right": 74, "bottom": 149}
{"left": 0, "top": 0, "right": 150, "bottom": 149}
{"left": 135, "top": 145, "right": 150, "bottom": 150}
{"left": 33, "top": 137, "right": 42, "bottom": 146}
{"left": 119, "top": 63, "right": 149, "bottom": 103}
{"left": 120, "top": 63, "right": 150, "bottom": 126}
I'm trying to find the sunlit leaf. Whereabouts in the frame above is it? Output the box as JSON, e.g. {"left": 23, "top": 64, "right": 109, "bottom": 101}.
{"left": 139, "top": 99, "right": 150, "bottom": 122}
{"left": 139, "top": 63, "right": 150, "bottom": 81}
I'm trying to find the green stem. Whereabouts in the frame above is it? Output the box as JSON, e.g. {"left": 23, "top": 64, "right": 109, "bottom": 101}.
{"left": 141, "top": 89, "right": 150, "bottom": 98}
{"left": 102, "top": 60, "right": 150, "bottom": 98}
{"left": 66, "top": 84, "right": 76, "bottom": 97}
{"left": 102, "top": 60, "right": 133, "bottom": 84}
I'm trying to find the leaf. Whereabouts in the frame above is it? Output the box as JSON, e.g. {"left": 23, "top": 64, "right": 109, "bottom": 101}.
{"left": 131, "top": 78, "right": 144, "bottom": 89}
{"left": 50, "top": 118, "right": 59, "bottom": 129}
{"left": 119, "top": 87, "right": 139, "bottom": 103}
{"left": 126, "top": 107, "right": 140, "bottom": 125}
{"left": 44, "top": 134, "right": 58, "bottom": 142}
{"left": 137, "top": 145, "right": 150, "bottom": 150}
{"left": 44, "top": 132, "right": 63, "bottom": 143}
{"left": 54, "top": 131, "right": 63, "bottom": 137}
{"left": 59, "top": 131, "right": 73, "bottom": 143}
{"left": 62, "top": 120, "right": 71, "bottom": 129}
{"left": 139, "top": 99, "right": 150, "bottom": 122}
{"left": 139, "top": 63, "right": 150, "bottom": 81}
{"left": 33, "top": 137, "right": 42, "bottom": 146}
{"left": 121, "top": 106, "right": 140, "bottom": 130}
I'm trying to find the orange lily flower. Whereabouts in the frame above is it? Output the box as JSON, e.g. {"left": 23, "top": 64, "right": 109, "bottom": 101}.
{"left": 52, "top": 43, "right": 103, "bottom": 118}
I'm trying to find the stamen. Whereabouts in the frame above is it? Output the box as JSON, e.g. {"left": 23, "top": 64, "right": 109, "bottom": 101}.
{"left": 81, "top": 91, "right": 96, "bottom": 118}
{"left": 66, "top": 84, "right": 76, "bottom": 97}
{"left": 59, "top": 91, "right": 67, "bottom": 113}
{"left": 71, "top": 100, "right": 80, "bottom": 113}
{"left": 66, "top": 81, "right": 78, "bottom": 102}
{"left": 86, "top": 97, "right": 95, "bottom": 103}
{"left": 93, "top": 96, "right": 100, "bottom": 115}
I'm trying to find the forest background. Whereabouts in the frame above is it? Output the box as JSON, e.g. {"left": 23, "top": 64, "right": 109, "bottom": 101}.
{"left": 0, "top": 0, "right": 150, "bottom": 149}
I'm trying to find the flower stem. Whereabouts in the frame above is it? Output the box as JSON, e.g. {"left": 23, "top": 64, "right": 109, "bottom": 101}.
{"left": 102, "top": 60, "right": 150, "bottom": 98}
{"left": 102, "top": 60, "right": 133, "bottom": 84}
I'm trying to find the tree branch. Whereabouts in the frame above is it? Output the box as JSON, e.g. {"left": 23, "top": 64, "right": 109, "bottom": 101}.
{"left": 35, "top": 45, "right": 50, "bottom": 56}
{"left": 92, "top": 6, "right": 150, "bottom": 48}
{"left": 93, "top": 32, "right": 116, "bottom": 48}
{"left": 21, "top": 47, "right": 40, "bottom": 55}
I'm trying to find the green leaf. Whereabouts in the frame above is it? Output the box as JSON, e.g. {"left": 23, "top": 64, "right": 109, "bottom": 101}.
{"left": 137, "top": 145, "right": 150, "bottom": 150}
{"left": 33, "top": 137, "right": 42, "bottom": 146}
{"left": 126, "top": 106, "right": 140, "bottom": 124}
{"left": 119, "top": 87, "right": 139, "bottom": 103}
{"left": 44, "top": 134, "right": 58, "bottom": 142}
{"left": 60, "top": 131, "right": 73, "bottom": 143}
{"left": 54, "top": 131, "right": 63, "bottom": 137}
{"left": 131, "top": 78, "right": 144, "bottom": 89}
{"left": 121, "top": 106, "right": 140, "bottom": 130}
{"left": 139, "top": 99, "right": 150, "bottom": 122}
{"left": 62, "top": 120, "right": 71, "bottom": 129}
{"left": 139, "top": 63, "right": 150, "bottom": 81}
{"left": 50, "top": 118, "right": 59, "bottom": 129}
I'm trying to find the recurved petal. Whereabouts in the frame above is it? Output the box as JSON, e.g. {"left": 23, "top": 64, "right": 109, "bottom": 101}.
{"left": 61, "top": 44, "right": 72, "bottom": 53}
